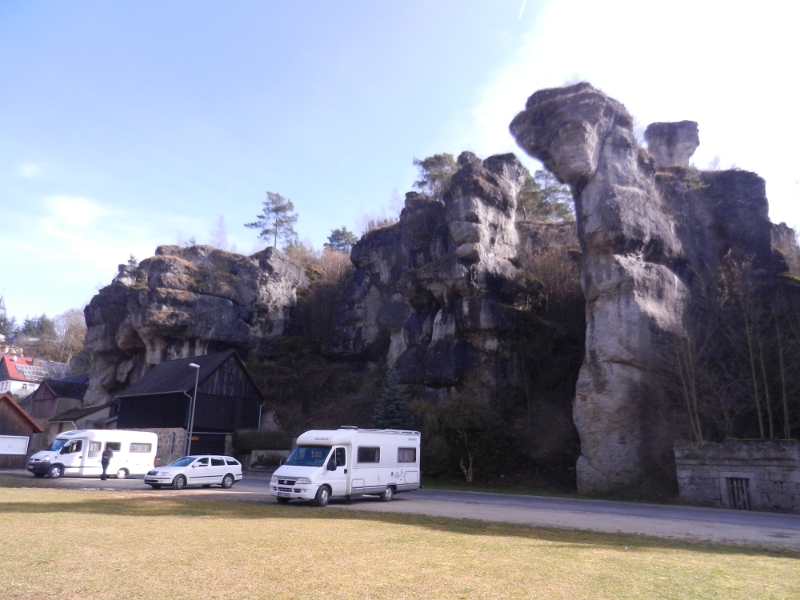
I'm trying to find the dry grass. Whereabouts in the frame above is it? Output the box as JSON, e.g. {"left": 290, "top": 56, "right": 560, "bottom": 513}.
{"left": 0, "top": 486, "right": 798, "bottom": 599}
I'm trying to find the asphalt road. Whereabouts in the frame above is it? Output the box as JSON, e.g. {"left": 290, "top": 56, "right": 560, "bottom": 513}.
{"left": 4, "top": 470, "right": 800, "bottom": 550}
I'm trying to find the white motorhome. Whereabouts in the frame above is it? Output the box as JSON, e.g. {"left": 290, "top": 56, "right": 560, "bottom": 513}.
{"left": 27, "top": 429, "right": 158, "bottom": 479}
{"left": 270, "top": 427, "right": 421, "bottom": 506}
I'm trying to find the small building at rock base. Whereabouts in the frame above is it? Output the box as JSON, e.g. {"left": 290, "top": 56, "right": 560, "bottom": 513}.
{"left": 116, "top": 350, "right": 265, "bottom": 463}
{"left": 0, "top": 393, "right": 44, "bottom": 468}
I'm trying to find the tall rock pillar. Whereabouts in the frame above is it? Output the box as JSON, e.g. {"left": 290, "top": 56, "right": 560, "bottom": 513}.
{"left": 510, "top": 83, "right": 690, "bottom": 493}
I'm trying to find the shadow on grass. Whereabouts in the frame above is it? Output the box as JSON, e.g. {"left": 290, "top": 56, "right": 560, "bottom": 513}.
{"left": 0, "top": 480, "right": 797, "bottom": 560}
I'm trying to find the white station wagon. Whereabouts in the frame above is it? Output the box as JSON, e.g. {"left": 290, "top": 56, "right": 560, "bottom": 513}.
{"left": 144, "top": 455, "right": 243, "bottom": 490}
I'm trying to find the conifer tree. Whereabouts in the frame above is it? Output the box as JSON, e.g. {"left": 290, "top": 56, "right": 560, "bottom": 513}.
{"left": 374, "top": 368, "right": 410, "bottom": 429}
{"left": 245, "top": 191, "right": 299, "bottom": 248}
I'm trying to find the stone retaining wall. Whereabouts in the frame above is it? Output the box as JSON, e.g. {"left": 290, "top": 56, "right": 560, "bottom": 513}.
{"left": 674, "top": 440, "right": 800, "bottom": 512}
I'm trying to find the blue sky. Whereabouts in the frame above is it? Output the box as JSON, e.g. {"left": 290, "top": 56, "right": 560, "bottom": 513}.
{"left": 1, "top": 0, "right": 798, "bottom": 323}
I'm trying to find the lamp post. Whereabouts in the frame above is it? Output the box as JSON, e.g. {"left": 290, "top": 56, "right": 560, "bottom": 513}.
{"left": 186, "top": 363, "right": 200, "bottom": 456}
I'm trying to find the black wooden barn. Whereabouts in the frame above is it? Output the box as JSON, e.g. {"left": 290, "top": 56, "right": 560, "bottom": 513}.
{"left": 116, "top": 350, "right": 264, "bottom": 455}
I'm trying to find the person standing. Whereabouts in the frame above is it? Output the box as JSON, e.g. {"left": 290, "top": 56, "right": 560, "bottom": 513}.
{"left": 100, "top": 446, "right": 114, "bottom": 480}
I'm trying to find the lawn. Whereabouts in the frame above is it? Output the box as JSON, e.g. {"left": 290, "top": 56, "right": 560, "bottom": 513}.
{"left": 0, "top": 485, "right": 797, "bottom": 599}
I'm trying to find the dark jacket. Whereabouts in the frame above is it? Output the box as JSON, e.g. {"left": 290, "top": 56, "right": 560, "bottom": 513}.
{"left": 101, "top": 449, "right": 114, "bottom": 463}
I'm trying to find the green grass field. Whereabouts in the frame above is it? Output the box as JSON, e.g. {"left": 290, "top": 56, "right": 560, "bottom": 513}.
{"left": 0, "top": 485, "right": 797, "bottom": 599}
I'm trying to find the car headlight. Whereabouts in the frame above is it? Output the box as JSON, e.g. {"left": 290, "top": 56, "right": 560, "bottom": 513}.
{"left": 294, "top": 477, "right": 312, "bottom": 484}
{"left": 270, "top": 476, "right": 277, "bottom": 484}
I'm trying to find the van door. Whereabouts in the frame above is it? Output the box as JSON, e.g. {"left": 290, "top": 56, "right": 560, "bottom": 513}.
{"left": 85, "top": 440, "right": 103, "bottom": 476}
{"left": 105, "top": 442, "right": 122, "bottom": 477}
{"left": 61, "top": 439, "right": 85, "bottom": 474}
{"left": 325, "top": 446, "right": 348, "bottom": 497}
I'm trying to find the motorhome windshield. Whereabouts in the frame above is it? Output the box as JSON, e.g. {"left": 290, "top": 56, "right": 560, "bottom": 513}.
{"left": 285, "top": 445, "right": 331, "bottom": 467}
{"left": 47, "top": 439, "right": 69, "bottom": 452}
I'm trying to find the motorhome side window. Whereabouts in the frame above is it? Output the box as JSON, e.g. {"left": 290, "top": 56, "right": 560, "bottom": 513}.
{"left": 89, "top": 442, "right": 102, "bottom": 452}
{"left": 397, "top": 448, "right": 416, "bottom": 463}
{"left": 106, "top": 442, "right": 121, "bottom": 452}
{"left": 357, "top": 447, "right": 380, "bottom": 463}
{"left": 130, "top": 443, "right": 152, "bottom": 453}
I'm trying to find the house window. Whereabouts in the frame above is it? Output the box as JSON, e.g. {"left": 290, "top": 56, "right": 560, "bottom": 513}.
{"left": 397, "top": 448, "right": 416, "bottom": 463}
{"left": 130, "top": 443, "right": 152, "bottom": 453}
{"left": 357, "top": 447, "right": 380, "bottom": 463}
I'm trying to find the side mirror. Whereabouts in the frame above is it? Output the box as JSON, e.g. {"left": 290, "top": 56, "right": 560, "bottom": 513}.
{"left": 327, "top": 460, "right": 337, "bottom": 471}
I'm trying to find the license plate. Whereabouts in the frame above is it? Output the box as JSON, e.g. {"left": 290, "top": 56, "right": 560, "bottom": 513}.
{"left": 277, "top": 492, "right": 291, "bottom": 497}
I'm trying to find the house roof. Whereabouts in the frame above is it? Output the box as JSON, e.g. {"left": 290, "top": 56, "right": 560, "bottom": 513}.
{"left": 40, "top": 375, "right": 90, "bottom": 401}
{"left": 0, "top": 355, "right": 70, "bottom": 382}
{"left": 115, "top": 350, "right": 243, "bottom": 398}
{"left": 50, "top": 399, "right": 116, "bottom": 423}
{"left": 0, "top": 393, "right": 44, "bottom": 433}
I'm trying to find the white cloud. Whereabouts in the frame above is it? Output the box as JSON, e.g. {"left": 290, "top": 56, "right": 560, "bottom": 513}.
{"left": 46, "top": 196, "right": 107, "bottom": 228}
{"left": 457, "top": 0, "right": 800, "bottom": 227}
{"left": 18, "top": 163, "right": 42, "bottom": 179}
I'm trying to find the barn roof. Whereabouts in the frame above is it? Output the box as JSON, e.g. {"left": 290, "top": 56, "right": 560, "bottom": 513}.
{"left": 51, "top": 399, "right": 116, "bottom": 423}
{"left": 115, "top": 350, "right": 249, "bottom": 398}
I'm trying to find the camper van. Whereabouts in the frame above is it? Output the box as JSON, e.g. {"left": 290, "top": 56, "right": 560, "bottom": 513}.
{"left": 269, "top": 427, "right": 421, "bottom": 507}
{"left": 27, "top": 429, "right": 158, "bottom": 479}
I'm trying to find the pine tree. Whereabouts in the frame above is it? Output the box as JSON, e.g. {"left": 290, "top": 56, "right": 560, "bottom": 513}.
{"left": 245, "top": 191, "right": 299, "bottom": 248}
{"left": 374, "top": 368, "right": 410, "bottom": 429}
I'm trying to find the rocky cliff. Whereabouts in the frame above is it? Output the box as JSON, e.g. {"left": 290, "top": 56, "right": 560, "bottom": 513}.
{"left": 510, "top": 82, "right": 793, "bottom": 493}
{"left": 83, "top": 245, "right": 307, "bottom": 406}
{"left": 327, "top": 153, "right": 544, "bottom": 397}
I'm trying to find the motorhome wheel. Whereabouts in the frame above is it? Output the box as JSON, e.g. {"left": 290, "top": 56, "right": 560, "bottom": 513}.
{"left": 380, "top": 486, "right": 394, "bottom": 502}
{"left": 116, "top": 468, "right": 128, "bottom": 479}
{"left": 277, "top": 497, "right": 290, "bottom": 504}
{"left": 48, "top": 465, "right": 64, "bottom": 478}
{"left": 314, "top": 485, "right": 330, "bottom": 507}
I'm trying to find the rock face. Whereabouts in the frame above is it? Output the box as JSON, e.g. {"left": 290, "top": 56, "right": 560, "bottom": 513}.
{"left": 83, "top": 245, "right": 307, "bottom": 406}
{"left": 510, "top": 82, "right": 791, "bottom": 493}
{"left": 326, "top": 152, "right": 542, "bottom": 400}
{"left": 644, "top": 121, "right": 699, "bottom": 168}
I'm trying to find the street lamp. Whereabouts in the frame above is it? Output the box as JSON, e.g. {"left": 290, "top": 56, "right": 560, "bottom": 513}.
{"left": 186, "top": 363, "right": 200, "bottom": 456}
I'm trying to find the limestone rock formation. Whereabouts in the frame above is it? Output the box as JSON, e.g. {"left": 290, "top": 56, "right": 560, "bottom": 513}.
{"left": 644, "top": 121, "right": 699, "bottom": 168}
{"left": 326, "top": 152, "right": 542, "bottom": 400}
{"left": 83, "top": 245, "right": 307, "bottom": 406}
{"left": 510, "top": 82, "right": 791, "bottom": 494}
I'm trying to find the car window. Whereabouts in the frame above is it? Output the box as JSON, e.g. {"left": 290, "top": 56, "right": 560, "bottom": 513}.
{"left": 225, "top": 458, "right": 239, "bottom": 466}
{"left": 195, "top": 457, "right": 209, "bottom": 466}
{"left": 211, "top": 458, "right": 225, "bottom": 466}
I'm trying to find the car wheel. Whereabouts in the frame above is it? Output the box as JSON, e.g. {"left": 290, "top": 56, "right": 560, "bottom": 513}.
{"left": 314, "top": 485, "right": 330, "bottom": 507}
{"left": 116, "top": 468, "right": 128, "bottom": 480}
{"left": 150, "top": 484, "right": 162, "bottom": 489}
{"left": 172, "top": 475, "right": 187, "bottom": 490}
{"left": 277, "top": 497, "right": 290, "bottom": 504}
{"left": 221, "top": 474, "right": 234, "bottom": 489}
{"left": 380, "top": 486, "right": 394, "bottom": 502}
{"left": 33, "top": 472, "right": 46, "bottom": 478}
{"left": 48, "top": 464, "right": 64, "bottom": 479}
